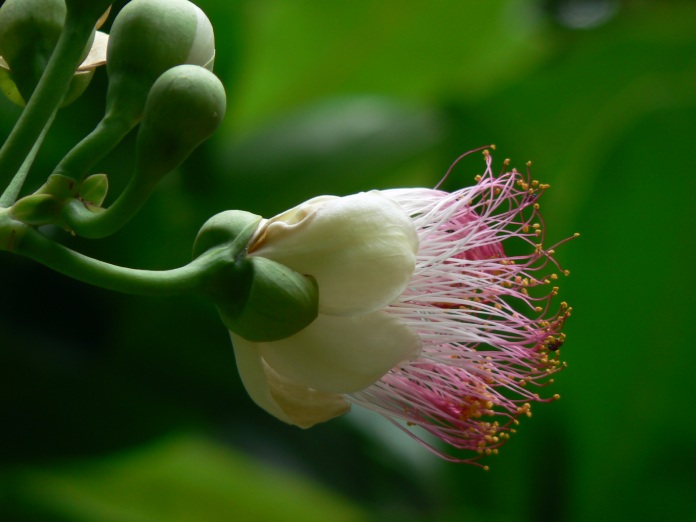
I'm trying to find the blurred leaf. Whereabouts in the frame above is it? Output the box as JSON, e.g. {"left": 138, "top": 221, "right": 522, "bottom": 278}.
{"left": 559, "top": 101, "right": 696, "bottom": 522}
{"left": 13, "top": 434, "right": 369, "bottom": 522}
{"left": 453, "top": 2, "right": 696, "bottom": 233}
{"left": 230, "top": 0, "right": 549, "bottom": 132}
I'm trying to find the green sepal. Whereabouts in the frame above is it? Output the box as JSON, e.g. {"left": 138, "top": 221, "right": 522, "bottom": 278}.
{"left": 0, "top": 57, "right": 26, "bottom": 106}
{"left": 9, "top": 194, "right": 62, "bottom": 226}
{"left": 79, "top": 173, "right": 108, "bottom": 206}
{"left": 214, "top": 257, "right": 319, "bottom": 343}
{"left": 36, "top": 173, "right": 78, "bottom": 199}
{"left": 193, "top": 210, "right": 262, "bottom": 260}
{"left": 194, "top": 210, "right": 319, "bottom": 342}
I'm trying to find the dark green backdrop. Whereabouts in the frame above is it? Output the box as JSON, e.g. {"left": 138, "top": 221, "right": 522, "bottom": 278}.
{"left": 1, "top": 1, "right": 694, "bottom": 520}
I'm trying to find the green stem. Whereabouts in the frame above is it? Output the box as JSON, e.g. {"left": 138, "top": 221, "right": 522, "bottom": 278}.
{"left": 0, "top": 13, "right": 94, "bottom": 192}
{"left": 61, "top": 171, "right": 159, "bottom": 239}
{"left": 0, "top": 109, "right": 58, "bottom": 207}
{"left": 8, "top": 219, "right": 231, "bottom": 296}
{"left": 52, "top": 113, "right": 135, "bottom": 186}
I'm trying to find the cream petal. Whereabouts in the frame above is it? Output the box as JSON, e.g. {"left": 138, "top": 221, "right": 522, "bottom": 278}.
{"left": 231, "top": 333, "right": 350, "bottom": 428}
{"left": 78, "top": 31, "right": 108, "bottom": 71}
{"left": 250, "top": 192, "right": 418, "bottom": 316}
{"left": 258, "top": 311, "right": 422, "bottom": 394}
{"left": 232, "top": 333, "right": 290, "bottom": 424}
{"left": 263, "top": 362, "right": 351, "bottom": 428}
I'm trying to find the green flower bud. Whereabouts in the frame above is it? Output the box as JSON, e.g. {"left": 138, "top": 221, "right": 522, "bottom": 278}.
{"left": 0, "top": 0, "right": 107, "bottom": 106}
{"left": 105, "top": 0, "right": 215, "bottom": 125}
{"left": 0, "top": 0, "right": 66, "bottom": 101}
{"left": 216, "top": 257, "right": 319, "bottom": 343}
{"left": 134, "top": 64, "right": 226, "bottom": 180}
{"left": 79, "top": 173, "right": 109, "bottom": 207}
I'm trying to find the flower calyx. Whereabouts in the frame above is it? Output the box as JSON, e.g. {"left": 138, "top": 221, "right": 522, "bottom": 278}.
{"left": 194, "top": 210, "right": 319, "bottom": 343}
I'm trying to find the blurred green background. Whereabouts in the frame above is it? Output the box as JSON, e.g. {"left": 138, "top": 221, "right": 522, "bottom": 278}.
{"left": 1, "top": 0, "right": 695, "bottom": 520}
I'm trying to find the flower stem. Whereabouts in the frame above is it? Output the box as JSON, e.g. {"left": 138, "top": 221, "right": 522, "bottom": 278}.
{"left": 2, "top": 213, "right": 231, "bottom": 296}
{"left": 51, "top": 114, "right": 135, "bottom": 187}
{"left": 61, "top": 170, "right": 161, "bottom": 239}
{"left": 0, "top": 110, "right": 57, "bottom": 208}
{"left": 0, "top": 13, "right": 94, "bottom": 193}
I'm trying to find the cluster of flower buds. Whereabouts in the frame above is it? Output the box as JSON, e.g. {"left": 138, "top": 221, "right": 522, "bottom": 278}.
{"left": 3, "top": 0, "right": 224, "bottom": 237}
{"left": 1, "top": 0, "right": 321, "bottom": 380}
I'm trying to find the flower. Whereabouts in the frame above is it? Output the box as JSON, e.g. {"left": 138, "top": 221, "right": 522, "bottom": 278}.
{"left": 231, "top": 148, "right": 574, "bottom": 465}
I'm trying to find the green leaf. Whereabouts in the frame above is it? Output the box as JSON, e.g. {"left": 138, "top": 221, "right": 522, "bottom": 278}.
{"left": 13, "top": 434, "right": 369, "bottom": 522}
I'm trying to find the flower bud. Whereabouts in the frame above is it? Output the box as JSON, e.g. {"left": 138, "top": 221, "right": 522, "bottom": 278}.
{"left": 134, "top": 64, "right": 226, "bottom": 180}
{"left": 0, "top": 0, "right": 66, "bottom": 101}
{"left": 105, "top": 0, "right": 215, "bottom": 125}
{"left": 0, "top": 0, "right": 107, "bottom": 106}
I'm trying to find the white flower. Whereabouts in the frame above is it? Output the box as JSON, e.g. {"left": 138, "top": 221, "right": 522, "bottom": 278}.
{"left": 231, "top": 191, "right": 422, "bottom": 428}
{"left": 229, "top": 152, "right": 573, "bottom": 464}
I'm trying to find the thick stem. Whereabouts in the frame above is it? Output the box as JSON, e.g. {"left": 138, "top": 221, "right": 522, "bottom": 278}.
{"left": 0, "top": 14, "right": 95, "bottom": 192}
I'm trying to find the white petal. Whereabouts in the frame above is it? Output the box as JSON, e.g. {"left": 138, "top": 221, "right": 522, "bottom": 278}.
{"left": 78, "top": 32, "right": 108, "bottom": 71}
{"left": 258, "top": 311, "right": 422, "bottom": 394}
{"left": 231, "top": 333, "right": 350, "bottom": 428}
{"left": 250, "top": 192, "right": 418, "bottom": 316}
{"left": 263, "top": 362, "right": 351, "bottom": 428}
{"left": 232, "top": 334, "right": 290, "bottom": 423}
